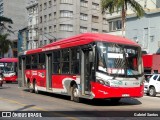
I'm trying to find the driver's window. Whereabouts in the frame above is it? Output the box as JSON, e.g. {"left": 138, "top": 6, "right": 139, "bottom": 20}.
{"left": 157, "top": 76, "right": 160, "bottom": 81}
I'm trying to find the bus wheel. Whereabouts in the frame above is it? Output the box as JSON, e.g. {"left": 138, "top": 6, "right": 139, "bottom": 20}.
{"left": 34, "top": 81, "right": 39, "bottom": 94}
{"left": 149, "top": 87, "right": 156, "bottom": 97}
{"left": 71, "top": 84, "right": 80, "bottom": 102}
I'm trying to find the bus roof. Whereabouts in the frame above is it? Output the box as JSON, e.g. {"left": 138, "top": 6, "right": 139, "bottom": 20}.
{"left": 26, "top": 33, "right": 139, "bottom": 54}
{"left": 0, "top": 58, "right": 18, "bottom": 63}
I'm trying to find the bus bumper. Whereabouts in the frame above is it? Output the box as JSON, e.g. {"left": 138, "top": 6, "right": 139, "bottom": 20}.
{"left": 91, "top": 82, "right": 144, "bottom": 99}
{"left": 3, "top": 76, "right": 17, "bottom": 82}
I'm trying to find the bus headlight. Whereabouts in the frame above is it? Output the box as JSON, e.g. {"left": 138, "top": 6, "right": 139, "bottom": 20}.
{"left": 104, "top": 81, "right": 110, "bottom": 86}
{"left": 97, "top": 79, "right": 105, "bottom": 85}
{"left": 97, "top": 79, "right": 110, "bottom": 86}
{"left": 11, "top": 74, "right": 15, "bottom": 77}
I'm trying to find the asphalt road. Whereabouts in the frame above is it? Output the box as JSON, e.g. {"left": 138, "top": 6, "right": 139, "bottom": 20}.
{"left": 0, "top": 83, "right": 160, "bottom": 120}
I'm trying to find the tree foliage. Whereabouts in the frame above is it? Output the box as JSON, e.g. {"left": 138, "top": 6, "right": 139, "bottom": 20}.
{"left": 0, "top": 16, "right": 13, "bottom": 33}
{"left": 0, "top": 34, "right": 12, "bottom": 57}
{"left": 101, "top": 0, "right": 144, "bottom": 36}
{"left": 0, "top": 16, "right": 13, "bottom": 24}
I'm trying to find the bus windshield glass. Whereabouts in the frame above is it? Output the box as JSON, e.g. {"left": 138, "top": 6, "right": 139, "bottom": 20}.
{"left": 97, "top": 42, "right": 142, "bottom": 77}
{"left": 3, "top": 63, "right": 15, "bottom": 72}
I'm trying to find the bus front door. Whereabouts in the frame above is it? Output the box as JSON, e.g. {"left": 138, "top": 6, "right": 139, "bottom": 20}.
{"left": 81, "top": 48, "right": 94, "bottom": 95}
{"left": 46, "top": 53, "right": 52, "bottom": 90}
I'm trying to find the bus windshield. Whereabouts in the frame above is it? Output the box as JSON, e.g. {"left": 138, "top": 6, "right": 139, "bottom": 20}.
{"left": 3, "top": 63, "right": 14, "bottom": 72}
{"left": 0, "top": 58, "right": 18, "bottom": 74}
{"left": 97, "top": 42, "right": 143, "bottom": 77}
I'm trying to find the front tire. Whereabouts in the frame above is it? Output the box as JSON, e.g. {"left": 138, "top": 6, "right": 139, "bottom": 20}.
{"left": 149, "top": 87, "right": 156, "bottom": 97}
{"left": 71, "top": 84, "right": 80, "bottom": 102}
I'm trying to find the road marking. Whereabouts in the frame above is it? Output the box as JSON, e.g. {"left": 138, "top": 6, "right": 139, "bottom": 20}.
{"left": 0, "top": 97, "right": 79, "bottom": 120}
{"left": 0, "top": 97, "right": 46, "bottom": 111}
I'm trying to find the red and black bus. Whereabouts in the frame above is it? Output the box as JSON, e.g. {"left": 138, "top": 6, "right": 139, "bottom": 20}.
{"left": 0, "top": 58, "right": 18, "bottom": 83}
{"left": 18, "top": 33, "right": 144, "bottom": 103}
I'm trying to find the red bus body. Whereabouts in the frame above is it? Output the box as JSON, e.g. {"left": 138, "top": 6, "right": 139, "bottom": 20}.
{"left": 3, "top": 75, "right": 17, "bottom": 82}
{"left": 152, "top": 54, "right": 160, "bottom": 73}
{"left": 18, "top": 33, "right": 144, "bottom": 101}
{"left": 142, "top": 54, "right": 160, "bottom": 74}
{"left": 0, "top": 58, "right": 18, "bottom": 82}
{"left": 142, "top": 54, "right": 152, "bottom": 68}
{"left": 0, "top": 58, "right": 18, "bottom": 63}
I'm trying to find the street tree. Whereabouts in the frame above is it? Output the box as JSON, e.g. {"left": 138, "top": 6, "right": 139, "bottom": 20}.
{"left": 0, "top": 16, "right": 13, "bottom": 33}
{"left": 101, "top": 0, "right": 144, "bottom": 37}
{"left": 0, "top": 33, "right": 12, "bottom": 58}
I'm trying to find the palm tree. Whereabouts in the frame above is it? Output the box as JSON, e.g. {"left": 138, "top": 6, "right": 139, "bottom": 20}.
{"left": 0, "top": 33, "right": 12, "bottom": 58}
{"left": 0, "top": 16, "right": 13, "bottom": 33}
{"left": 101, "top": 0, "right": 144, "bottom": 37}
{"left": 0, "top": 16, "right": 13, "bottom": 24}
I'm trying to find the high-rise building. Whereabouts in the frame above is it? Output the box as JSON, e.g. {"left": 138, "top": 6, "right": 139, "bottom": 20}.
{"left": 38, "top": 0, "right": 108, "bottom": 46}
{"left": 0, "top": 0, "right": 30, "bottom": 57}
{"left": 26, "top": 0, "right": 39, "bottom": 49}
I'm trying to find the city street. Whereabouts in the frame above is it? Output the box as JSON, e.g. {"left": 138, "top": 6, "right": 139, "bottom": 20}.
{"left": 0, "top": 83, "right": 160, "bottom": 119}
{"left": 1, "top": 0, "right": 160, "bottom": 120}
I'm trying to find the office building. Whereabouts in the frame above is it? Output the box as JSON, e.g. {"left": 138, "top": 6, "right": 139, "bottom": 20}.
{"left": 26, "top": 0, "right": 39, "bottom": 49}
{"left": 38, "top": 0, "right": 108, "bottom": 46}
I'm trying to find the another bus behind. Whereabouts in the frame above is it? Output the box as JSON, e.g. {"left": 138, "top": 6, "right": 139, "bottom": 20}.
{"left": 0, "top": 58, "right": 18, "bottom": 83}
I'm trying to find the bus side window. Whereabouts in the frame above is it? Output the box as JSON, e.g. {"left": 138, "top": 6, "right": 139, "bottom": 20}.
{"left": 26, "top": 56, "right": 31, "bottom": 69}
{"left": 61, "top": 49, "right": 69, "bottom": 74}
{"left": 53, "top": 51, "right": 60, "bottom": 74}
{"left": 31, "top": 54, "right": 38, "bottom": 69}
{"left": 71, "top": 48, "right": 80, "bottom": 74}
{"left": 38, "top": 53, "right": 45, "bottom": 69}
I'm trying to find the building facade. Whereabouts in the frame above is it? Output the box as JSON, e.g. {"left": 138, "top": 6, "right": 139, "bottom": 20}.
{"left": 26, "top": 0, "right": 39, "bottom": 49}
{"left": 38, "top": 0, "right": 108, "bottom": 46}
{"left": 106, "top": 0, "right": 159, "bottom": 36}
{"left": 103, "top": 0, "right": 160, "bottom": 54}
{"left": 18, "top": 27, "right": 29, "bottom": 53}
{"left": 126, "top": 10, "right": 160, "bottom": 54}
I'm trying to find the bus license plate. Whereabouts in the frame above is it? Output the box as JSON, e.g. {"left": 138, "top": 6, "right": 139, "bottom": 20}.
{"left": 122, "top": 94, "right": 130, "bottom": 97}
